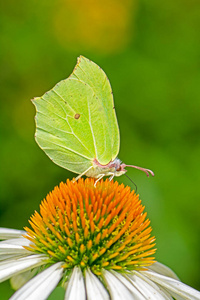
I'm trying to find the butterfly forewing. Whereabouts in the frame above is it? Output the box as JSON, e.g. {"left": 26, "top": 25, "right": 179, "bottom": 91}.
{"left": 33, "top": 56, "right": 120, "bottom": 175}
{"left": 70, "top": 56, "right": 120, "bottom": 164}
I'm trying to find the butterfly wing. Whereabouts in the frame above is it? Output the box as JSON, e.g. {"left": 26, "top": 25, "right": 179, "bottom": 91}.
{"left": 33, "top": 56, "right": 120, "bottom": 174}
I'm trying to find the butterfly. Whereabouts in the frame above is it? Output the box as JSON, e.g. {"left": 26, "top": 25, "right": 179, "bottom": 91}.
{"left": 32, "top": 56, "right": 154, "bottom": 184}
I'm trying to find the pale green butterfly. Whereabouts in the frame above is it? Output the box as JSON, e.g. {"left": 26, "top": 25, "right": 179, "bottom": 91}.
{"left": 32, "top": 56, "right": 154, "bottom": 184}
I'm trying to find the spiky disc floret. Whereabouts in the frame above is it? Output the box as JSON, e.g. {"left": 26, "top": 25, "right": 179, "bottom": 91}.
{"left": 24, "top": 178, "right": 156, "bottom": 277}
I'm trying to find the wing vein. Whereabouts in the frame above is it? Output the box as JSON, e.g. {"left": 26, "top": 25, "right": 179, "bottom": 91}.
{"left": 65, "top": 115, "right": 92, "bottom": 155}
{"left": 37, "top": 118, "right": 92, "bottom": 156}
{"left": 37, "top": 131, "right": 92, "bottom": 160}
{"left": 39, "top": 95, "right": 93, "bottom": 155}
{"left": 87, "top": 93, "right": 98, "bottom": 158}
{"left": 69, "top": 77, "right": 110, "bottom": 161}
{"left": 52, "top": 90, "right": 76, "bottom": 114}
{"left": 40, "top": 98, "right": 67, "bottom": 121}
{"left": 37, "top": 112, "right": 72, "bottom": 134}
{"left": 52, "top": 89, "right": 94, "bottom": 154}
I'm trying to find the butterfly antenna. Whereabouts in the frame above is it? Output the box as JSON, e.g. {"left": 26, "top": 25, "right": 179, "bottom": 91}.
{"left": 125, "top": 173, "right": 137, "bottom": 194}
{"left": 122, "top": 164, "right": 154, "bottom": 177}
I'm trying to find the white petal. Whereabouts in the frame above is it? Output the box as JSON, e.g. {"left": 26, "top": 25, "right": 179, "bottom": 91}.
{"left": 10, "top": 262, "right": 64, "bottom": 300}
{"left": 148, "top": 262, "right": 180, "bottom": 280}
{"left": 0, "top": 237, "right": 30, "bottom": 246}
{"left": 10, "top": 268, "right": 39, "bottom": 290}
{"left": 111, "top": 271, "right": 146, "bottom": 300}
{"left": 103, "top": 270, "right": 134, "bottom": 300}
{"left": 0, "top": 238, "right": 31, "bottom": 261}
{"left": 0, "top": 254, "right": 28, "bottom": 261}
{"left": 65, "top": 267, "right": 86, "bottom": 300}
{"left": 0, "top": 243, "right": 30, "bottom": 255}
{"left": 0, "top": 254, "right": 47, "bottom": 283}
{"left": 85, "top": 268, "right": 109, "bottom": 300}
{"left": 142, "top": 270, "right": 200, "bottom": 300}
{"left": 0, "top": 228, "right": 26, "bottom": 240}
{"left": 158, "top": 286, "right": 186, "bottom": 300}
{"left": 127, "top": 271, "right": 173, "bottom": 300}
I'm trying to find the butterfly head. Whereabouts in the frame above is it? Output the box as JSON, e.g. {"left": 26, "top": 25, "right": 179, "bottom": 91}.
{"left": 109, "top": 158, "right": 127, "bottom": 177}
{"left": 105, "top": 158, "right": 154, "bottom": 178}
{"left": 88, "top": 158, "right": 154, "bottom": 179}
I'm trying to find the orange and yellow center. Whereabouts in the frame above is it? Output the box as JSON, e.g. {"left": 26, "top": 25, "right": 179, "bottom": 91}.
{"left": 24, "top": 178, "right": 156, "bottom": 276}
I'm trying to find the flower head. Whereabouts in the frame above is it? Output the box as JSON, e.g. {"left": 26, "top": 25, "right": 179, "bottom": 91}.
{"left": 0, "top": 178, "right": 200, "bottom": 299}
{"left": 25, "top": 178, "right": 155, "bottom": 276}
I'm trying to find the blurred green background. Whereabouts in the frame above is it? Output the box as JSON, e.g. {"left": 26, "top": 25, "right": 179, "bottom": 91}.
{"left": 1, "top": 0, "right": 200, "bottom": 298}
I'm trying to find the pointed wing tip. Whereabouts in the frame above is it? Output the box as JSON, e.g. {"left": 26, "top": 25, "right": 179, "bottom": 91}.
{"left": 73, "top": 55, "right": 85, "bottom": 72}
{"left": 77, "top": 55, "right": 90, "bottom": 64}
{"left": 78, "top": 55, "right": 84, "bottom": 59}
{"left": 77, "top": 55, "right": 81, "bottom": 63}
{"left": 73, "top": 55, "right": 90, "bottom": 75}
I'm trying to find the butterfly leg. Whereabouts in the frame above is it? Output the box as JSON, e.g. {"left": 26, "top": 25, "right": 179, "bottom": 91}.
{"left": 74, "top": 166, "right": 93, "bottom": 181}
{"left": 94, "top": 174, "right": 105, "bottom": 187}
{"left": 109, "top": 174, "right": 115, "bottom": 181}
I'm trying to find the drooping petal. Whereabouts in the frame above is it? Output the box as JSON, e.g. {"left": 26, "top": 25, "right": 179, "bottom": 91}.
{"left": 142, "top": 270, "right": 200, "bottom": 300}
{"left": 0, "top": 238, "right": 31, "bottom": 262}
{"left": 103, "top": 270, "right": 135, "bottom": 300}
{"left": 85, "top": 268, "right": 109, "bottom": 300}
{"left": 10, "top": 262, "right": 64, "bottom": 300}
{"left": 0, "top": 237, "right": 31, "bottom": 262}
{"left": 148, "top": 262, "right": 179, "bottom": 280}
{"left": 158, "top": 286, "right": 185, "bottom": 300}
{"left": 0, "top": 237, "right": 30, "bottom": 246}
{"left": 65, "top": 266, "right": 86, "bottom": 300}
{"left": 0, "top": 254, "right": 28, "bottom": 262}
{"left": 0, "top": 254, "right": 47, "bottom": 283}
{"left": 109, "top": 271, "right": 146, "bottom": 300}
{"left": 127, "top": 271, "right": 173, "bottom": 299}
{"left": 0, "top": 242, "right": 30, "bottom": 255}
{"left": 0, "top": 228, "right": 26, "bottom": 240}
